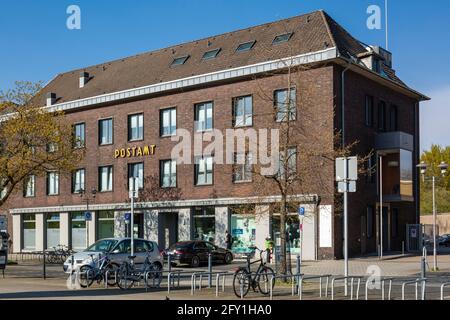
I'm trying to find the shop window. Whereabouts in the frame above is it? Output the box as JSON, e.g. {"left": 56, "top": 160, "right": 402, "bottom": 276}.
{"left": 97, "top": 211, "right": 115, "bottom": 240}
{"left": 231, "top": 214, "right": 256, "bottom": 254}
{"left": 71, "top": 212, "right": 86, "bottom": 251}
{"left": 46, "top": 213, "right": 60, "bottom": 249}
{"left": 23, "top": 214, "right": 36, "bottom": 250}
{"left": 193, "top": 207, "right": 215, "bottom": 243}
{"left": 272, "top": 215, "right": 301, "bottom": 255}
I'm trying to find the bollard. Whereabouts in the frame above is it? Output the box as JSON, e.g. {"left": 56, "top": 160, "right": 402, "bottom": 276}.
{"left": 43, "top": 251, "right": 46, "bottom": 280}
{"left": 208, "top": 253, "right": 212, "bottom": 288}
{"left": 296, "top": 255, "right": 301, "bottom": 275}
{"left": 168, "top": 254, "right": 172, "bottom": 273}
{"left": 266, "top": 249, "right": 271, "bottom": 264}
{"left": 402, "top": 241, "right": 405, "bottom": 256}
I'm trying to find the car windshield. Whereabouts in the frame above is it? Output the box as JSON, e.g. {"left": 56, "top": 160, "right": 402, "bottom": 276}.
{"left": 85, "top": 239, "right": 119, "bottom": 253}
{"left": 169, "top": 242, "right": 192, "bottom": 250}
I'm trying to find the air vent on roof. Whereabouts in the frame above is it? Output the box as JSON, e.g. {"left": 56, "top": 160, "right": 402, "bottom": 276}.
{"left": 202, "top": 48, "right": 221, "bottom": 60}
{"left": 46, "top": 93, "right": 56, "bottom": 107}
{"left": 79, "top": 72, "right": 89, "bottom": 88}
{"left": 236, "top": 41, "right": 256, "bottom": 52}
{"left": 272, "top": 33, "right": 293, "bottom": 45}
{"left": 171, "top": 55, "right": 189, "bottom": 67}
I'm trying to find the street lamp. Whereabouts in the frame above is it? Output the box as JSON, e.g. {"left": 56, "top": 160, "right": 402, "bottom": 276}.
{"left": 417, "top": 161, "right": 448, "bottom": 271}
{"left": 79, "top": 187, "right": 97, "bottom": 248}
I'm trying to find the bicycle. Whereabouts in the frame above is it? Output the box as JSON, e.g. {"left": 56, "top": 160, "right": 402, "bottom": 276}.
{"left": 78, "top": 253, "right": 119, "bottom": 288}
{"left": 116, "top": 251, "right": 163, "bottom": 290}
{"left": 232, "top": 246, "right": 275, "bottom": 298}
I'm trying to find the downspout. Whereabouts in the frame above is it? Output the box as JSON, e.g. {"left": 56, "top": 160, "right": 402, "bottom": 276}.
{"left": 341, "top": 61, "right": 352, "bottom": 147}
{"left": 414, "top": 101, "right": 420, "bottom": 224}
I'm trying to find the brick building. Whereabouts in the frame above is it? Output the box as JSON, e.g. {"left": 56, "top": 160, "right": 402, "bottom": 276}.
{"left": 5, "top": 10, "right": 428, "bottom": 259}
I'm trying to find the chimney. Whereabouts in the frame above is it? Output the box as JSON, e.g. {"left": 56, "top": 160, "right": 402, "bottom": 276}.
{"left": 79, "top": 71, "right": 89, "bottom": 88}
{"left": 46, "top": 92, "right": 56, "bottom": 106}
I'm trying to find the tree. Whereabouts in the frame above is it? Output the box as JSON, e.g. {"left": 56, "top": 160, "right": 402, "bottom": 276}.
{"left": 420, "top": 145, "right": 450, "bottom": 214}
{"left": 0, "top": 81, "right": 84, "bottom": 207}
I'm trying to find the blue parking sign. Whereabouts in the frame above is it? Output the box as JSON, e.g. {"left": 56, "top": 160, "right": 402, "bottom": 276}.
{"left": 124, "top": 213, "right": 131, "bottom": 222}
{"left": 84, "top": 211, "right": 92, "bottom": 221}
{"left": 298, "top": 207, "right": 305, "bottom": 216}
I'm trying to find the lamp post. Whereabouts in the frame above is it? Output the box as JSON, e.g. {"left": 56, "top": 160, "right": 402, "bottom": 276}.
{"left": 79, "top": 187, "right": 97, "bottom": 248}
{"left": 129, "top": 178, "right": 139, "bottom": 259}
{"left": 417, "top": 161, "right": 448, "bottom": 271}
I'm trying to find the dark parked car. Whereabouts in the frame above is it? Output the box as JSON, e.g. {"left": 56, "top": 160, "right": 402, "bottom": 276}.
{"left": 164, "top": 241, "right": 233, "bottom": 267}
{"left": 439, "top": 235, "right": 450, "bottom": 247}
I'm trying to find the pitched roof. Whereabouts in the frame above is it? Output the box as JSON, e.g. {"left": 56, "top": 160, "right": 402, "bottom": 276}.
{"left": 31, "top": 10, "right": 410, "bottom": 106}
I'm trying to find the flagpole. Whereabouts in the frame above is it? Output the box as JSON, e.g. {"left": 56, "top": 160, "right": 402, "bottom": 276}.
{"left": 385, "top": 0, "right": 389, "bottom": 50}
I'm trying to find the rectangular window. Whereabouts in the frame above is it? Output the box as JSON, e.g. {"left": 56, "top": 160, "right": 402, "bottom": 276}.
{"left": 160, "top": 108, "right": 177, "bottom": 137}
{"left": 72, "top": 169, "right": 86, "bottom": 194}
{"left": 367, "top": 206, "right": 374, "bottom": 239}
{"left": 275, "top": 88, "right": 297, "bottom": 122}
{"left": 97, "top": 211, "right": 115, "bottom": 240}
{"left": 365, "top": 95, "right": 374, "bottom": 127}
{"left": 367, "top": 153, "right": 377, "bottom": 184}
{"left": 378, "top": 101, "right": 386, "bottom": 131}
{"left": 99, "top": 118, "right": 113, "bottom": 145}
{"left": 171, "top": 55, "right": 189, "bottom": 66}
{"left": 233, "top": 153, "right": 253, "bottom": 183}
{"left": 160, "top": 160, "right": 177, "bottom": 188}
{"left": 128, "top": 113, "right": 144, "bottom": 141}
{"left": 46, "top": 172, "right": 59, "bottom": 196}
{"left": 23, "top": 175, "right": 36, "bottom": 198}
{"left": 202, "top": 48, "right": 221, "bottom": 60}
{"left": 128, "top": 163, "right": 144, "bottom": 190}
{"left": 233, "top": 95, "right": 253, "bottom": 127}
{"left": 23, "top": 214, "right": 36, "bottom": 250}
{"left": 195, "top": 102, "right": 213, "bottom": 132}
{"left": 99, "top": 166, "right": 113, "bottom": 192}
{"left": 71, "top": 212, "right": 86, "bottom": 251}
{"left": 278, "top": 147, "right": 297, "bottom": 178}
{"left": 236, "top": 41, "right": 256, "bottom": 52}
{"left": 193, "top": 207, "right": 216, "bottom": 242}
{"left": 273, "top": 33, "right": 293, "bottom": 45}
{"left": 195, "top": 155, "right": 213, "bottom": 186}
{"left": 46, "top": 213, "right": 60, "bottom": 249}
{"left": 73, "top": 123, "right": 85, "bottom": 148}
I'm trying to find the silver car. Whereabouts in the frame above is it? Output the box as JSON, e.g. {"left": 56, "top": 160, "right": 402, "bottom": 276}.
{"left": 63, "top": 238, "right": 164, "bottom": 273}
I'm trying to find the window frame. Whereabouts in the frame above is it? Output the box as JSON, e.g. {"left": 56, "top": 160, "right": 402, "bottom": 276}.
{"left": 46, "top": 171, "right": 60, "bottom": 196}
{"left": 160, "top": 107, "right": 177, "bottom": 137}
{"left": 378, "top": 101, "right": 387, "bottom": 132}
{"left": 232, "top": 95, "right": 253, "bottom": 128}
{"left": 236, "top": 40, "right": 256, "bottom": 53}
{"left": 98, "top": 165, "right": 114, "bottom": 193}
{"left": 274, "top": 88, "right": 297, "bottom": 122}
{"left": 23, "top": 175, "right": 36, "bottom": 198}
{"left": 272, "top": 33, "right": 293, "bottom": 45}
{"left": 73, "top": 122, "right": 86, "bottom": 149}
{"left": 127, "top": 162, "right": 144, "bottom": 190}
{"left": 194, "top": 101, "right": 214, "bottom": 132}
{"left": 365, "top": 95, "right": 374, "bottom": 127}
{"left": 98, "top": 118, "right": 114, "bottom": 146}
{"left": 72, "top": 168, "right": 86, "bottom": 194}
{"left": 233, "top": 152, "right": 253, "bottom": 183}
{"left": 127, "top": 113, "right": 144, "bottom": 142}
{"left": 160, "top": 159, "right": 177, "bottom": 188}
{"left": 202, "top": 48, "right": 221, "bottom": 60}
{"left": 194, "top": 155, "right": 214, "bottom": 186}
{"left": 389, "top": 105, "right": 398, "bottom": 132}
{"left": 170, "top": 55, "right": 189, "bottom": 67}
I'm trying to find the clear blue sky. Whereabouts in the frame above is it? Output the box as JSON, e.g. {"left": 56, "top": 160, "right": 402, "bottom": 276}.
{"left": 0, "top": 0, "right": 448, "bottom": 151}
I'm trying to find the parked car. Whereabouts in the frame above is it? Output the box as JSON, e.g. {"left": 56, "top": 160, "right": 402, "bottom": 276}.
{"left": 164, "top": 241, "right": 233, "bottom": 267}
{"left": 63, "top": 238, "right": 164, "bottom": 273}
{"left": 439, "top": 234, "right": 450, "bottom": 247}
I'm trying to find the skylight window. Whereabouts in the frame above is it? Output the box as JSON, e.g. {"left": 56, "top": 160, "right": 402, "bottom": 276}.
{"left": 202, "top": 48, "right": 221, "bottom": 60}
{"left": 272, "top": 33, "right": 293, "bottom": 45}
{"left": 171, "top": 55, "right": 189, "bottom": 66}
{"left": 236, "top": 41, "right": 256, "bottom": 52}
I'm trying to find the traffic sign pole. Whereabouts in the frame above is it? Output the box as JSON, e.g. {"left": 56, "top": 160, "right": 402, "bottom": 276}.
{"left": 343, "top": 158, "right": 349, "bottom": 296}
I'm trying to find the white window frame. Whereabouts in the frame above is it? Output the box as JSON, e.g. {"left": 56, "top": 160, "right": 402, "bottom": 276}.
{"left": 233, "top": 95, "right": 253, "bottom": 127}
{"left": 195, "top": 102, "right": 213, "bottom": 132}
{"left": 99, "top": 166, "right": 113, "bottom": 192}
{"left": 99, "top": 118, "right": 113, "bottom": 145}
{"left": 160, "top": 108, "right": 177, "bottom": 137}
{"left": 47, "top": 171, "right": 59, "bottom": 196}
{"left": 195, "top": 155, "right": 213, "bottom": 186}
{"left": 161, "top": 160, "right": 177, "bottom": 188}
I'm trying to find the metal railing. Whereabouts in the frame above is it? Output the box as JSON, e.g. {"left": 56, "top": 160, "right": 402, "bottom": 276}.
{"left": 190, "top": 271, "right": 232, "bottom": 296}
{"left": 440, "top": 282, "right": 450, "bottom": 300}
{"left": 167, "top": 270, "right": 202, "bottom": 295}
{"left": 401, "top": 278, "right": 427, "bottom": 300}
{"left": 331, "top": 276, "right": 363, "bottom": 300}
{"left": 365, "top": 277, "right": 394, "bottom": 301}
{"left": 269, "top": 274, "right": 301, "bottom": 300}
{"left": 298, "top": 275, "right": 332, "bottom": 300}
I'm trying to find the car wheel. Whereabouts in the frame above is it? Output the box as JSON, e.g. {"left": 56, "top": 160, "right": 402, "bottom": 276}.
{"left": 191, "top": 255, "right": 200, "bottom": 268}
{"left": 224, "top": 253, "right": 233, "bottom": 264}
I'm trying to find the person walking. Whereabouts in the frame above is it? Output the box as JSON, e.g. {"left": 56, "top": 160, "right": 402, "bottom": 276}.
{"left": 225, "top": 230, "right": 233, "bottom": 250}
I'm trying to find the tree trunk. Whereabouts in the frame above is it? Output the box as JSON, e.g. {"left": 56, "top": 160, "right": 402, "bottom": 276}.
{"left": 279, "top": 195, "right": 287, "bottom": 276}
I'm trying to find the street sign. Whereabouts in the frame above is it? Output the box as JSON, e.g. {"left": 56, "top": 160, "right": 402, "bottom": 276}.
{"left": 338, "top": 181, "right": 357, "bottom": 193}
{"left": 124, "top": 213, "right": 131, "bottom": 222}
{"left": 84, "top": 211, "right": 92, "bottom": 221}
{"left": 0, "top": 215, "right": 6, "bottom": 232}
{"left": 298, "top": 207, "right": 305, "bottom": 216}
{"left": 335, "top": 157, "right": 358, "bottom": 182}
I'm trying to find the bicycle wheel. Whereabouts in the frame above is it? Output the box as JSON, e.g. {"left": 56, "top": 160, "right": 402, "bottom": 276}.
{"left": 146, "top": 263, "right": 163, "bottom": 287}
{"left": 117, "top": 263, "right": 134, "bottom": 290}
{"left": 233, "top": 269, "right": 251, "bottom": 298}
{"left": 78, "top": 265, "right": 95, "bottom": 288}
{"left": 257, "top": 266, "right": 275, "bottom": 295}
{"left": 104, "top": 263, "right": 119, "bottom": 287}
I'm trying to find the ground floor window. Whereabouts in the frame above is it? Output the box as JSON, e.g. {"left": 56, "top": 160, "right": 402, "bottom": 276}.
{"left": 98, "top": 211, "right": 115, "bottom": 240}
{"left": 193, "top": 207, "right": 215, "bottom": 242}
{"left": 231, "top": 215, "right": 256, "bottom": 254}
{"left": 71, "top": 212, "right": 86, "bottom": 251}
{"left": 23, "top": 214, "right": 36, "bottom": 251}
{"left": 46, "top": 213, "right": 60, "bottom": 249}
{"left": 272, "top": 215, "right": 301, "bottom": 255}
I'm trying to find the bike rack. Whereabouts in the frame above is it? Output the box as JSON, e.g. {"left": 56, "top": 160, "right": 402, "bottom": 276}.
{"left": 331, "top": 276, "right": 363, "bottom": 300}
{"left": 190, "top": 272, "right": 231, "bottom": 296}
{"left": 143, "top": 270, "right": 164, "bottom": 291}
{"left": 401, "top": 278, "right": 427, "bottom": 300}
{"left": 269, "top": 274, "right": 302, "bottom": 300}
{"left": 167, "top": 271, "right": 199, "bottom": 295}
{"left": 298, "top": 275, "right": 332, "bottom": 300}
{"left": 104, "top": 270, "right": 117, "bottom": 289}
{"left": 215, "top": 272, "right": 235, "bottom": 297}
{"left": 365, "top": 277, "right": 394, "bottom": 301}
{"left": 440, "top": 282, "right": 450, "bottom": 300}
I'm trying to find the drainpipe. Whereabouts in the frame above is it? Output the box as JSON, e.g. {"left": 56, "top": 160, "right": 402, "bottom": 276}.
{"left": 341, "top": 61, "right": 352, "bottom": 147}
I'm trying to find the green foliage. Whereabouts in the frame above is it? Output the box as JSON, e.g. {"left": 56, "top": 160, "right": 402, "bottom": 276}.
{"left": 420, "top": 145, "right": 450, "bottom": 214}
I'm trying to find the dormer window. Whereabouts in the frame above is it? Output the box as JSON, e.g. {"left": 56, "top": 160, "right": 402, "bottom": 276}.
{"left": 170, "top": 55, "right": 189, "bottom": 67}
{"left": 236, "top": 41, "right": 256, "bottom": 52}
{"left": 202, "top": 48, "right": 221, "bottom": 60}
{"left": 272, "top": 33, "right": 293, "bottom": 45}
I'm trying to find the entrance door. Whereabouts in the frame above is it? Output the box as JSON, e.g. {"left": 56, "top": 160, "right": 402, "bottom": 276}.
{"left": 126, "top": 213, "right": 144, "bottom": 239}
{"left": 158, "top": 213, "right": 178, "bottom": 250}
{"left": 361, "top": 215, "right": 367, "bottom": 255}
{"left": 376, "top": 205, "right": 390, "bottom": 253}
